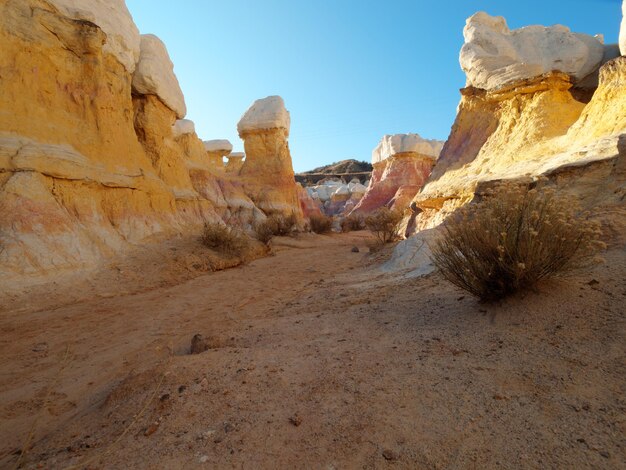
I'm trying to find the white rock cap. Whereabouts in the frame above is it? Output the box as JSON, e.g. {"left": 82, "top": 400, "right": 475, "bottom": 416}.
{"left": 172, "top": 119, "right": 195, "bottom": 138}
{"left": 203, "top": 140, "right": 233, "bottom": 153}
{"left": 228, "top": 152, "right": 245, "bottom": 158}
{"left": 460, "top": 11, "right": 605, "bottom": 90}
{"left": 237, "top": 96, "right": 291, "bottom": 136}
{"left": 619, "top": 0, "right": 626, "bottom": 55}
{"left": 372, "top": 134, "right": 445, "bottom": 164}
{"left": 49, "top": 0, "right": 140, "bottom": 73}
{"left": 132, "top": 34, "right": 187, "bottom": 119}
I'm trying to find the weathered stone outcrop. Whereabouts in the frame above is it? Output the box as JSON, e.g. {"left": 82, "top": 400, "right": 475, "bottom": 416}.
{"left": 132, "top": 34, "right": 187, "bottom": 118}
{"left": 237, "top": 96, "right": 303, "bottom": 218}
{"left": 461, "top": 12, "right": 605, "bottom": 90}
{"left": 351, "top": 134, "right": 443, "bottom": 215}
{"left": 225, "top": 152, "right": 245, "bottom": 174}
{"left": 0, "top": 0, "right": 263, "bottom": 285}
{"left": 407, "top": 12, "right": 626, "bottom": 243}
{"left": 203, "top": 140, "right": 232, "bottom": 171}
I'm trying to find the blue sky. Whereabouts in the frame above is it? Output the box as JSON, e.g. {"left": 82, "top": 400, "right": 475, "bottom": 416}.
{"left": 126, "top": 0, "right": 622, "bottom": 172}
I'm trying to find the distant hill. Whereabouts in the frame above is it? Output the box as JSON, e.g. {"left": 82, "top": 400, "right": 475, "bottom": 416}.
{"left": 300, "top": 159, "right": 373, "bottom": 175}
{"left": 296, "top": 159, "right": 373, "bottom": 186}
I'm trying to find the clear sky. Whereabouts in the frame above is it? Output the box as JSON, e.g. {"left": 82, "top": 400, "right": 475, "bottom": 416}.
{"left": 126, "top": 0, "right": 622, "bottom": 172}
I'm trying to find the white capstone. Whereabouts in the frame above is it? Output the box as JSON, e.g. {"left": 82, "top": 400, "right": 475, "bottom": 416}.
{"left": 132, "top": 34, "right": 187, "bottom": 119}
{"left": 619, "top": 0, "right": 626, "bottom": 56}
{"left": 460, "top": 11, "right": 605, "bottom": 90}
{"left": 49, "top": 0, "right": 140, "bottom": 73}
{"left": 228, "top": 152, "right": 245, "bottom": 159}
{"left": 237, "top": 96, "right": 291, "bottom": 136}
{"left": 172, "top": 119, "right": 195, "bottom": 138}
{"left": 203, "top": 140, "right": 233, "bottom": 154}
{"left": 372, "top": 134, "right": 445, "bottom": 164}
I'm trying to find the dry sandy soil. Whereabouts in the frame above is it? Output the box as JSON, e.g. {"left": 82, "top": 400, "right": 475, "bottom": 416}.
{"left": 0, "top": 232, "right": 624, "bottom": 469}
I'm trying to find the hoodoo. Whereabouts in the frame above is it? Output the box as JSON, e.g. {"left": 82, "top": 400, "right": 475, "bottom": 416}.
{"left": 405, "top": 12, "right": 626, "bottom": 240}
{"left": 236, "top": 96, "right": 303, "bottom": 218}
{"left": 350, "top": 134, "right": 444, "bottom": 215}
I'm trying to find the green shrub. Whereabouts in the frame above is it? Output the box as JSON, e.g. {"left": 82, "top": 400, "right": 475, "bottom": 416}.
{"left": 309, "top": 214, "right": 333, "bottom": 234}
{"left": 365, "top": 208, "right": 403, "bottom": 244}
{"left": 430, "top": 184, "right": 604, "bottom": 301}
{"left": 201, "top": 223, "right": 250, "bottom": 256}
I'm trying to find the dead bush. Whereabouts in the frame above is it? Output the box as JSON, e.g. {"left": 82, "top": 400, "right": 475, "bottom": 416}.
{"left": 200, "top": 223, "right": 250, "bottom": 257}
{"left": 365, "top": 208, "right": 403, "bottom": 244}
{"left": 309, "top": 214, "right": 333, "bottom": 234}
{"left": 341, "top": 214, "right": 365, "bottom": 232}
{"left": 430, "top": 184, "right": 604, "bottom": 301}
{"left": 268, "top": 212, "right": 298, "bottom": 236}
{"left": 253, "top": 219, "right": 276, "bottom": 245}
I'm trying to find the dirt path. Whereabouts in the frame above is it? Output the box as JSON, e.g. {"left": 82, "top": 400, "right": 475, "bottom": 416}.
{"left": 1, "top": 233, "right": 624, "bottom": 469}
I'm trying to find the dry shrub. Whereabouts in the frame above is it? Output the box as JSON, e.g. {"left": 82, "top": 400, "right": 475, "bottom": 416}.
{"left": 268, "top": 212, "right": 298, "bottom": 236}
{"left": 201, "top": 223, "right": 250, "bottom": 257}
{"left": 253, "top": 219, "right": 276, "bottom": 245}
{"left": 309, "top": 214, "right": 333, "bottom": 234}
{"left": 431, "top": 184, "right": 604, "bottom": 301}
{"left": 341, "top": 214, "right": 365, "bottom": 232}
{"left": 365, "top": 208, "right": 403, "bottom": 244}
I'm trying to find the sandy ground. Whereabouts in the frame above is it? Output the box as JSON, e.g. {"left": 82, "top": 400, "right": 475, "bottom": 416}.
{"left": 0, "top": 232, "right": 624, "bottom": 469}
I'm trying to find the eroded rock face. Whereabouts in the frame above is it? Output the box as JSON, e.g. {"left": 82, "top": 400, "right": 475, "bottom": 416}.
{"left": 132, "top": 34, "right": 187, "bottom": 119}
{"left": 237, "top": 97, "right": 303, "bottom": 218}
{"left": 49, "top": 0, "right": 140, "bottom": 72}
{"left": 351, "top": 134, "right": 443, "bottom": 215}
{"left": 373, "top": 134, "right": 444, "bottom": 164}
{"left": 0, "top": 0, "right": 263, "bottom": 285}
{"left": 409, "top": 50, "right": 626, "bottom": 242}
{"left": 461, "top": 12, "right": 605, "bottom": 90}
{"left": 203, "top": 140, "right": 232, "bottom": 170}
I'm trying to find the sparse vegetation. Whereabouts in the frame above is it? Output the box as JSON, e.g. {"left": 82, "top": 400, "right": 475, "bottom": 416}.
{"left": 341, "top": 214, "right": 365, "bottom": 232}
{"left": 430, "top": 184, "right": 604, "bottom": 301}
{"left": 269, "top": 212, "right": 298, "bottom": 236}
{"left": 253, "top": 219, "right": 276, "bottom": 245}
{"left": 201, "top": 223, "right": 250, "bottom": 257}
{"left": 253, "top": 213, "right": 298, "bottom": 243}
{"left": 365, "top": 207, "right": 403, "bottom": 244}
{"left": 309, "top": 214, "right": 333, "bottom": 234}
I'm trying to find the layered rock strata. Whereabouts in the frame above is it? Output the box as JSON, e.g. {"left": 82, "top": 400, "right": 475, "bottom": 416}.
{"left": 406, "top": 13, "right": 626, "bottom": 243}
{"left": 351, "top": 134, "right": 443, "bottom": 215}
{"left": 237, "top": 96, "right": 303, "bottom": 218}
{"left": 0, "top": 0, "right": 263, "bottom": 285}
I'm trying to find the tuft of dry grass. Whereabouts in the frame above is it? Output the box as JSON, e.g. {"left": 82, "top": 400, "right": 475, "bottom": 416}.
{"left": 200, "top": 223, "right": 250, "bottom": 257}
{"left": 341, "top": 214, "right": 365, "bottom": 232}
{"left": 309, "top": 214, "right": 333, "bottom": 234}
{"left": 365, "top": 208, "right": 403, "bottom": 244}
{"left": 430, "top": 183, "right": 604, "bottom": 301}
{"left": 253, "top": 219, "right": 276, "bottom": 245}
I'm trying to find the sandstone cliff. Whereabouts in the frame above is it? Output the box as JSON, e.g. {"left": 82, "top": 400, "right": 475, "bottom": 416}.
{"left": 406, "top": 12, "right": 626, "bottom": 243}
{"left": 351, "top": 134, "right": 444, "bottom": 215}
{"left": 0, "top": 0, "right": 268, "bottom": 286}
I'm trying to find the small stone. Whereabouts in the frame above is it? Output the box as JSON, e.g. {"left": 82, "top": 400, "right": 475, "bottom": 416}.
{"left": 190, "top": 334, "right": 209, "bottom": 354}
{"left": 289, "top": 414, "right": 302, "bottom": 427}
{"left": 199, "top": 455, "right": 209, "bottom": 463}
{"left": 351, "top": 246, "right": 359, "bottom": 253}
{"left": 144, "top": 422, "right": 159, "bottom": 436}
{"left": 587, "top": 279, "right": 599, "bottom": 286}
{"left": 382, "top": 449, "right": 399, "bottom": 461}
